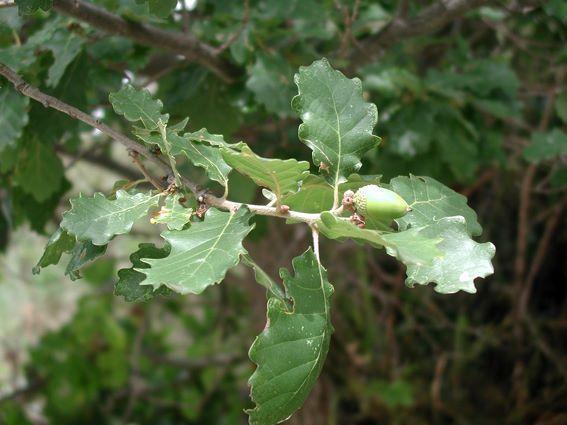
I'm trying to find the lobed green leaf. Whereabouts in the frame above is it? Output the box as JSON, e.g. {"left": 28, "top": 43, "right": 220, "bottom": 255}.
{"left": 184, "top": 128, "right": 243, "bottom": 150}
{"left": 404, "top": 217, "right": 496, "bottom": 294}
{"left": 109, "top": 84, "right": 168, "bottom": 129}
{"left": 137, "top": 207, "right": 254, "bottom": 294}
{"left": 293, "top": 58, "right": 380, "bottom": 190}
{"left": 170, "top": 133, "right": 232, "bottom": 190}
{"left": 248, "top": 249, "right": 334, "bottom": 424}
{"left": 61, "top": 190, "right": 161, "bottom": 245}
{"left": 390, "top": 175, "right": 482, "bottom": 237}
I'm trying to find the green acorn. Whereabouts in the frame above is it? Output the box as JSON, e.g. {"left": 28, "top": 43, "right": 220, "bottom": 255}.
{"left": 352, "top": 185, "right": 411, "bottom": 221}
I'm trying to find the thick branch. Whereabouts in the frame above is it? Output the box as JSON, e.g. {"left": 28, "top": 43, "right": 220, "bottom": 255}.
{"left": 349, "top": 0, "right": 489, "bottom": 68}
{"left": 0, "top": 63, "right": 321, "bottom": 224}
{"left": 52, "top": 0, "right": 239, "bottom": 83}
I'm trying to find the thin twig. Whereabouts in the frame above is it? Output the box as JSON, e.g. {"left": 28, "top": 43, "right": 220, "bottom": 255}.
{"left": 513, "top": 164, "right": 536, "bottom": 290}
{"left": 460, "top": 168, "right": 497, "bottom": 198}
{"left": 431, "top": 353, "right": 447, "bottom": 411}
{"left": 129, "top": 150, "right": 165, "bottom": 190}
{"left": 0, "top": 62, "right": 176, "bottom": 179}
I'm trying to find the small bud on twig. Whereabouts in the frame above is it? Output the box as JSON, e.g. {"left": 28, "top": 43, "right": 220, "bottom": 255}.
{"left": 342, "top": 190, "right": 355, "bottom": 211}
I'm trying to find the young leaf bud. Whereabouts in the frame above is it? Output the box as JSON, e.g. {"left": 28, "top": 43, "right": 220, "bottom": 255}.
{"left": 353, "top": 185, "right": 411, "bottom": 221}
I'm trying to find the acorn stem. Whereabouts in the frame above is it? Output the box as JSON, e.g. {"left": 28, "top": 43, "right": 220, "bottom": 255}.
{"left": 311, "top": 225, "right": 321, "bottom": 263}
{"left": 332, "top": 184, "right": 340, "bottom": 210}
{"left": 331, "top": 205, "right": 344, "bottom": 215}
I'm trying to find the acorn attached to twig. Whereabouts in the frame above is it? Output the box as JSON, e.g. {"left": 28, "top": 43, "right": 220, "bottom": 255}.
{"left": 344, "top": 185, "right": 411, "bottom": 225}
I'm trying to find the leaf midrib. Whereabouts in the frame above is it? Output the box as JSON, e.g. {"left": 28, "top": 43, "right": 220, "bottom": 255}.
{"left": 284, "top": 261, "right": 329, "bottom": 413}
{"left": 186, "top": 211, "right": 237, "bottom": 279}
{"left": 187, "top": 141, "right": 228, "bottom": 186}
